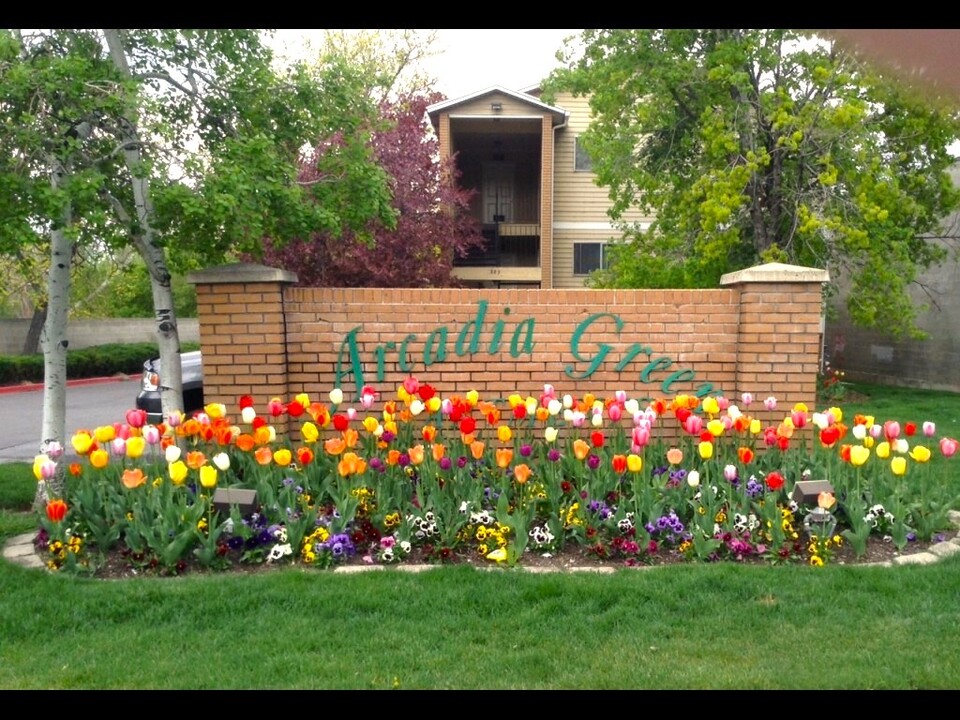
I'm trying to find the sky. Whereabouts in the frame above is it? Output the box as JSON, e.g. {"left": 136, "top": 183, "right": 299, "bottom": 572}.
{"left": 269, "top": 29, "right": 581, "bottom": 99}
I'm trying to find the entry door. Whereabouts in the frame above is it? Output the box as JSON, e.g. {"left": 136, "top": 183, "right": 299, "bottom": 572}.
{"left": 482, "top": 163, "right": 514, "bottom": 223}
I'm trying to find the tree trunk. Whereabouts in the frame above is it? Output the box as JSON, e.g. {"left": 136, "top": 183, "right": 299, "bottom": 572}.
{"left": 102, "top": 28, "right": 184, "bottom": 420}
{"left": 35, "top": 168, "right": 73, "bottom": 508}
{"left": 21, "top": 304, "right": 47, "bottom": 355}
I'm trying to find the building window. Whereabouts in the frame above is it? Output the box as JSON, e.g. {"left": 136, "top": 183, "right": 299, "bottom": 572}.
{"left": 574, "top": 137, "right": 593, "bottom": 172}
{"left": 574, "top": 242, "right": 607, "bottom": 275}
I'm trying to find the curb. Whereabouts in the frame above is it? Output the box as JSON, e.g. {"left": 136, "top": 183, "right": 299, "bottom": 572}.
{"left": 0, "top": 375, "right": 132, "bottom": 395}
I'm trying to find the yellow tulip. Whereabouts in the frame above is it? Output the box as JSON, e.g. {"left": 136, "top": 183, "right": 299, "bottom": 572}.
{"left": 199, "top": 465, "right": 218, "bottom": 488}
{"left": 702, "top": 397, "right": 720, "bottom": 416}
{"left": 706, "top": 419, "right": 725, "bottom": 438}
{"left": 497, "top": 425, "right": 513, "bottom": 443}
{"left": 125, "top": 436, "right": 146, "bottom": 459}
{"left": 698, "top": 441, "right": 714, "bottom": 460}
{"left": 94, "top": 425, "right": 116, "bottom": 444}
{"left": 876, "top": 441, "right": 891, "bottom": 459}
{"left": 204, "top": 403, "right": 227, "bottom": 419}
{"left": 864, "top": 436, "right": 875, "bottom": 449}
{"left": 168, "top": 460, "right": 188, "bottom": 486}
{"left": 849, "top": 445, "right": 870, "bottom": 467}
{"left": 90, "top": 449, "right": 109, "bottom": 469}
{"left": 426, "top": 397, "right": 442, "bottom": 413}
{"left": 909, "top": 445, "right": 932, "bottom": 463}
{"left": 507, "top": 393, "right": 523, "bottom": 408}
{"left": 301, "top": 421, "right": 319, "bottom": 443}
{"left": 749, "top": 418, "right": 762, "bottom": 435}
{"left": 890, "top": 456, "right": 907, "bottom": 476}
{"left": 274, "top": 448, "right": 293, "bottom": 467}
{"left": 71, "top": 431, "right": 94, "bottom": 456}
{"left": 466, "top": 389, "right": 479, "bottom": 406}
{"left": 627, "top": 454, "right": 643, "bottom": 473}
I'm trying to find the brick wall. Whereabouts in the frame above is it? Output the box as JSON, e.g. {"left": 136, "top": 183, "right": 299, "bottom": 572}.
{"left": 189, "top": 263, "right": 828, "bottom": 434}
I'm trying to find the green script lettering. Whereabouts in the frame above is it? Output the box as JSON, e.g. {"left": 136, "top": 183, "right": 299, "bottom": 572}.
{"left": 662, "top": 368, "right": 695, "bottom": 393}
{"left": 398, "top": 333, "right": 417, "bottom": 373}
{"left": 334, "top": 327, "right": 366, "bottom": 398}
{"left": 424, "top": 327, "right": 449, "bottom": 366}
{"left": 640, "top": 356, "right": 673, "bottom": 383}
{"left": 615, "top": 342, "right": 653, "bottom": 372}
{"left": 510, "top": 318, "right": 536, "bottom": 357}
{"left": 455, "top": 300, "right": 488, "bottom": 356}
{"left": 489, "top": 307, "right": 510, "bottom": 353}
{"left": 565, "top": 313, "right": 624, "bottom": 379}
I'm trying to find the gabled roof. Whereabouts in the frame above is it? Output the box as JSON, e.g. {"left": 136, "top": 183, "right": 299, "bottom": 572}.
{"left": 426, "top": 85, "right": 568, "bottom": 130}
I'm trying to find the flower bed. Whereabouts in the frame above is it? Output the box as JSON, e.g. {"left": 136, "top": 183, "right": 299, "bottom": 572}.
{"left": 32, "top": 379, "right": 960, "bottom": 576}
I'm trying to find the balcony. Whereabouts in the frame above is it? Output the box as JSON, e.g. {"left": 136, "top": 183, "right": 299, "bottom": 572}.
{"left": 454, "top": 223, "right": 542, "bottom": 285}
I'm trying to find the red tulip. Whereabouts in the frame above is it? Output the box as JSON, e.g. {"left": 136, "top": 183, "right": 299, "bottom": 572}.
{"left": 46, "top": 498, "right": 68, "bottom": 523}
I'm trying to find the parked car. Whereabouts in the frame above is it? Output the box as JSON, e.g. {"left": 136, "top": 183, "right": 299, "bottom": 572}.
{"left": 135, "top": 350, "right": 204, "bottom": 422}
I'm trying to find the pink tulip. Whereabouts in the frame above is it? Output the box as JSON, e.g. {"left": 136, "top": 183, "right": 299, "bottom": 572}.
{"left": 45, "top": 441, "right": 64, "bottom": 460}
{"left": 403, "top": 376, "right": 419, "bottom": 396}
{"left": 441, "top": 398, "right": 453, "bottom": 416}
{"left": 741, "top": 392, "right": 753, "bottom": 407}
{"left": 614, "top": 389, "right": 627, "bottom": 404}
{"left": 923, "top": 421, "right": 936, "bottom": 437}
{"left": 608, "top": 404, "right": 623, "bottom": 422}
{"left": 869, "top": 423, "right": 883, "bottom": 439}
{"left": 126, "top": 408, "right": 147, "bottom": 428}
{"left": 631, "top": 425, "right": 650, "bottom": 449}
{"left": 722, "top": 416, "right": 734, "bottom": 431}
{"left": 791, "top": 410, "right": 807, "bottom": 429}
{"left": 940, "top": 437, "right": 959, "bottom": 457}
{"left": 724, "top": 464, "right": 738, "bottom": 481}
{"left": 143, "top": 426, "right": 161, "bottom": 445}
{"left": 764, "top": 396, "right": 777, "bottom": 411}
{"left": 346, "top": 407, "right": 358, "bottom": 421}
{"left": 360, "top": 386, "right": 377, "bottom": 410}
{"left": 684, "top": 415, "right": 703, "bottom": 435}
{"left": 110, "top": 438, "right": 127, "bottom": 457}
{"left": 717, "top": 396, "right": 730, "bottom": 411}
{"left": 884, "top": 421, "right": 901, "bottom": 441}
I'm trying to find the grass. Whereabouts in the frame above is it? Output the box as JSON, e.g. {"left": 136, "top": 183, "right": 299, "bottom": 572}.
{"left": 2, "top": 381, "right": 960, "bottom": 689}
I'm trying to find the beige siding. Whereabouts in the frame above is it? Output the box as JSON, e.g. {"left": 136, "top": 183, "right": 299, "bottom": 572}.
{"left": 550, "top": 91, "right": 653, "bottom": 287}
{"left": 454, "top": 93, "right": 544, "bottom": 117}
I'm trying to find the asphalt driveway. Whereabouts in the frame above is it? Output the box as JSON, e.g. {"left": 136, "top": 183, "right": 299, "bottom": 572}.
{"left": 0, "top": 376, "right": 143, "bottom": 464}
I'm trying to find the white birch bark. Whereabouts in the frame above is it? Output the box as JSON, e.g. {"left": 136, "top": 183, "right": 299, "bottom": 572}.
{"left": 101, "top": 28, "right": 183, "bottom": 420}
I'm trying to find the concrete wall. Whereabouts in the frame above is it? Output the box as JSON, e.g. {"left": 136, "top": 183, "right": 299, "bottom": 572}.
{"left": 0, "top": 318, "right": 199, "bottom": 355}
{"left": 824, "top": 237, "right": 960, "bottom": 392}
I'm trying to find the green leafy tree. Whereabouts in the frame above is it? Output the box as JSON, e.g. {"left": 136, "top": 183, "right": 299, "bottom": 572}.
{"left": 545, "top": 29, "right": 960, "bottom": 339}
{"left": 0, "top": 29, "right": 396, "bottom": 477}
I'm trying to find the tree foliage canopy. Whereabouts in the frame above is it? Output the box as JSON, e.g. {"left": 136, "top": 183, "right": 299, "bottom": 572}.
{"left": 544, "top": 29, "right": 960, "bottom": 338}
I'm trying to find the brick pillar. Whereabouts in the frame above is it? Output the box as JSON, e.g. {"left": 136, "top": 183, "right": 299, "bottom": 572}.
{"left": 720, "top": 262, "right": 829, "bottom": 410}
{"left": 540, "top": 114, "right": 554, "bottom": 289}
{"left": 187, "top": 263, "right": 298, "bottom": 430}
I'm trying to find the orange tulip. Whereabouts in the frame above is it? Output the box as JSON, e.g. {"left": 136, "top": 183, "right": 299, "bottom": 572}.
{"left": 408, "top": 445, "right": 425, "bottom": 465}
{"left": 186, "top": 451, "right": 206, "bottom": 470}
{"left": 254, "top": 447, "right": 273, "bottom": 466}
{"left": 235, "top": 433, "right": 256, "bottom": 452}
{"left": 611, "top": 454, "right": 628, "bottom": 474}
{"left": 431, "top": 443, "right": 446, "bottom": 462}
{"left": 121, "top": 468, "right": 146, "bottom": 489}
{"left": 496, "top": 448, "right": 514, "bottom": 468}
{"left": 513, "top": 463, "right": 533, "bottom": 484}
{"left": 666, "top": 448, "right": 683, "bottom": 465}
{"left": 470, "top": 440, "right": 486, "bottom": 460}
{"left": 296, "top": 447, "right": 314, "bottom": 466}
{"left": 337, "top": 452, "right": 367, "bottom": 477}
{"left": 343, "top": 427, "right": 359, "bottom": 448}
{"left": 254, "top": 425, "right": 273, "bottom": 446}
{"left": 386, "top": 449, "right": 401, "bottom": 466}
{"left": 422, "top": 424, "right": 438, "bottom": 442}
{"left": 737, "top": 446, "right": 755, "bottom": 464}
{"left": 324, "top": 437, "right": 346, "bottom": 456}
{"left": 572, "top": 439, "right": 591, "bottom": 460}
